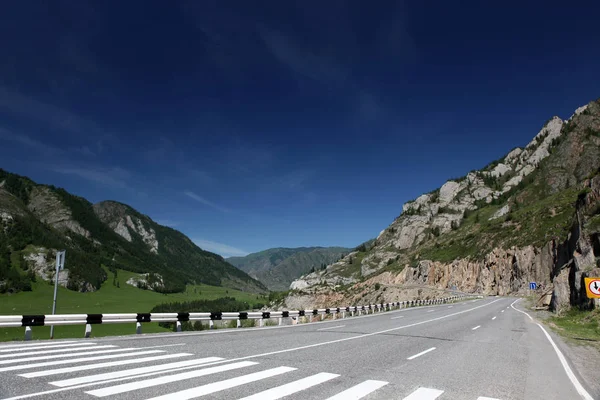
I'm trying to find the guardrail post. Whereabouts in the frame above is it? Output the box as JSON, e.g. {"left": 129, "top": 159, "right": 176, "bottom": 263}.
{"left": 85, "top": 324, "right": 92, "bottom": 338}
{"left": 236, "top": 319, "right": 241, "bottom": 328}
{"left": 209, "top": 320, "right": 214, "bottom": 329}
{"left": 176, "top": 321, "right": 182, "bottom": 332}
{"left": 259, "top": 319, "right": 264, "bottom": 327}
{"left": 24, "top": 326, "right": 32, "bottom": 341}
{"left": 342, "top": 311, "right": 346, "bottom": 319}
{"left": 136, "top": 322, "right": 142, "bottom": 334}
{"left": 278, "top": 317, "right": 283, "bottom": 326}
{"left": 320, "top": 313, "right": 324, "bottom": 321}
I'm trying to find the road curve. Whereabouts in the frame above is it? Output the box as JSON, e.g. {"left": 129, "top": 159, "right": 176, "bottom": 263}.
{"left": 0, "top": 297, "right": 595, "bottom": 400}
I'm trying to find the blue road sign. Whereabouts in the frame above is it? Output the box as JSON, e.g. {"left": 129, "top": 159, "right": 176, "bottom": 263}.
{"left": 529, "top": 282, "right": 537, "bottom": 290}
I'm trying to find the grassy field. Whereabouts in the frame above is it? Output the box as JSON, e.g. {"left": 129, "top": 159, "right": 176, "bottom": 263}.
{"left": 0, "top": 268, "right": 267, "bottom": 342}
{"left": 549, "top": 308, "right": 600, "bottom": 349}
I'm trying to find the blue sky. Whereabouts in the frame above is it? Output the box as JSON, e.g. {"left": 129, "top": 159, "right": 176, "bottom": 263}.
{"left": 1, "top": 1, "right": 599, "bottom": 257}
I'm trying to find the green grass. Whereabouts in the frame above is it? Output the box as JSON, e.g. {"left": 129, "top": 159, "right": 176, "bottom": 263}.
{"left": 549, "top": 308, "right": 600, "bottom": 349}
{"left": 0, "top": 268, "right": 267, "bottom": 341}
{"left": 333, "top": 252, "right": 366, "bottom": 278}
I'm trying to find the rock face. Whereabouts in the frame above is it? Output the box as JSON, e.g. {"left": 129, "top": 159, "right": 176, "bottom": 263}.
{"left": 93, "top": 201, "right": 159, "bottom": 254}
{"left": 27, "top": 186, "right": 90, "bottom": 238}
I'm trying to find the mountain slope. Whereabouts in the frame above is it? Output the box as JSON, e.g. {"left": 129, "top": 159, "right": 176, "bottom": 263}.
{"left": 287, "top": 99, "right": 600, "bottom": 312}
{"left": 228, "top": 247, "right": 350, "bottom": 291}
{"left": 0, "top": 171, "right": 267, "bottom": 294}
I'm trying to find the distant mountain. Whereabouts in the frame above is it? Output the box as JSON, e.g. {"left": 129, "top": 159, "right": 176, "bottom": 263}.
{"left": 228, "top": 247, "right": 350, "bottom": 291}
{"left": 0, "top": 170, "right": 267, "bottom": 294}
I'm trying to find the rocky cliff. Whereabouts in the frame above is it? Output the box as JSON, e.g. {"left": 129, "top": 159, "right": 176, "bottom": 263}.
{"left": 288, "top": 99, "right": 600, "bottom": 313}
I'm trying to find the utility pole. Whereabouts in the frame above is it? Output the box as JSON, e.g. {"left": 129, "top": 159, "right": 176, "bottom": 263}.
{"left": 50, "top": 250, "right": 66, "bottom": 339}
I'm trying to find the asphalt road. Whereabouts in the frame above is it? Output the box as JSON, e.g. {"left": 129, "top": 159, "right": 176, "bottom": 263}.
{"left": 0, "top": 297, "right": 596, "bottom": 400}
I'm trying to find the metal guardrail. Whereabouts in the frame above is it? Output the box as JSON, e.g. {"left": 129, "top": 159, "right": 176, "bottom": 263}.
{"left": 0, "top": 295, "right": 482, "bottom": 340}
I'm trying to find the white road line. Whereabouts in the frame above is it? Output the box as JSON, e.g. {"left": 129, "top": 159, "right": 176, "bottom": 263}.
{"left": 2, "top": 299, "right": 503, "bottom": 400}
{"left": 237, "top": 372, "right": 340, "bottom": 400}
{"left": 391, "top": 316, "right": 405, "bottom": 320}
{"left": 472, "top": 325, "right": 481, "bottom": 330}
{"left": 0, "top": 340, "right": 78, "bottom": 349}
{"left": 0, "top": 350, "right": 165, "bottom": 372}
{"left": 49, "top": 357, "right": 224, "bottom": 387}
{"left": 325, "top": 380, "right": 388, "bottom": 399}
{"left": 20, "top": 353, "right": 190, "bottom": 378}
{"left": 510, "top": 299, "right": 594, "bottom": 400}
{"left": 448, "top": 306, "right": 453, "bottom": 308}
{"left": 85, "top": 361, "right": 259, "bottom": 397}
{"left": 317, "top": 325, "right": 345, "bottom": 331}
{"left": 0, "top": 342, "right": 96, "bottom": 353}
{"left": 0, "top": 347, "right": 146, "bottom": 365}
{"left": 478, "top": 397, "right": 501, "bottom": 400}
{"left": 0, "top": 345, "right": 117, "bottom": 359}
{"left": 427, "top": 310, "right": 435, "bottom": 313}
{"left": 501, "top": 310, "right": 505, "bottom": 313}
{"left": 492, "top": 316, "right": 497, "bottom": 320}
{"left": 402, "top": 387, "right": 444, "bottom": 400}
{"left": 143, "top": 366, "right": 297, "bottom": 400}
{"left": 407, "top": 347, "right": 436, "bottom": 360}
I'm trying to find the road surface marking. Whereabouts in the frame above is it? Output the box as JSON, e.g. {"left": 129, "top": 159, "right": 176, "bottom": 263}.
{"left": 85, "top": 361, "right": 259, "bottom": 397}
{"left": 492, "top": 316, "right": 497, "bottom": 320}
{"left": 0, "top": 345, "right": 116, "bottom": 359}
{"left": 391, "top": 316, "right": 405, "bottom": 319}
{"left": 142, "top": 366, "right": 296, "bottom": 400}
{"left": 501, "top": 310, "right": 505, "bottom": 313}
{"left": 477, "top": 397, "right": 501, "bottom": 400}
{"left": 237, "top": 372, "right": 340, "bottom": 400}
{"left": 318, "top": 325, "right": 345, "bottom": 331}
{"left": 2, "top": 299, "right": 503, "bottom": 400}
{"left": 507, "top": 306, "right": 509, "bottom": 309}
{"left": 325, "top": 380, "right": 388, "bottom": 400}
{"left": 407, "top": 347, "right": 436, "bottom": 360}
{"left": 448, "top": 306, "right": 453, "bottom": 308}
{"left": 0, "top": 347, "right": 145, "bottom": 365}
{"left": 49, "top": 357, "right": 224, "bottom": 387}
{"left": 402, "top": 387, "right": 444, "bottom": 399}
{"left": 20, "top": 353, "right": 189, "bottom": 378}
{"left": 511, "top": 300, "right": 594, "bottom": 400}
{"left": 0, "top": 350, "right": 166, "bottom": 372}
{"left": 0, "top": 340, "right": 78, "bottom": 350}
{"left": 427, "top": 310, "right": 435, "bottom": 313}
{"left": 472, "top": 325, "right": 481, "bottom": 330}
{"left": 0, "top": 342, "right": 95, "bottom": 353}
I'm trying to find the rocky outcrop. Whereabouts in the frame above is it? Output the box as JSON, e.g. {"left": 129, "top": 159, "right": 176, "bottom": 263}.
{"left": 22, "top": 247, "right": 70, "bottom": 287}
{"left": 93, "top": 201, "right": 159, "bottom": 254}
{"left": 27, "top": 186, "right": 90, "bottom": 238}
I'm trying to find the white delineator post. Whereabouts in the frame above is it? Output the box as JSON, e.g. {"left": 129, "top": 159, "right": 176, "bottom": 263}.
{"left": 50, "top": 250, "right": 66, "bottom": 340}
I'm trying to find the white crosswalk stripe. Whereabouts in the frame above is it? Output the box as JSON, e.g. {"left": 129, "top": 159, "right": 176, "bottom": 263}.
{"left": 20, "top": 353, "right": 191, "bottom": 378}
{"left": 0, "top": 344, "right": 115, "bottom": 359}
{"left": 402, "top": 387, "right": 444, "bottom": 400}
{"left": 0, "top": 342, "right": 96, "bottom": 353}
{"left": 237, "top": 372, "right": 340, "bottom": 400}
{"left": 325, "top": 380, "right": 389, "bottom": 399}
{"left": 0, "top": 347, "right": 146, "bottom": 365}
{"left": 144, "top": 366, "right": 297, "bottom": 400}
{"left": 49, "top": 357, "right": 225, "bottom": 387}
{"left": 0, "top": 350, "right": 167, "bottom": 372}
{"left": 0, "top": 340, "right": 79, "bottom": 349}
{"left": 85, "top": 361, "right": 260, "bottom": 397}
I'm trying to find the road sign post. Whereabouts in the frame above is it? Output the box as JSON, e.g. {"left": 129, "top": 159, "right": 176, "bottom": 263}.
{"left": 529, "top": 282, "right": 537, "bottom": 291}
{"left": 50, "top": 250, "right": 66, "bottom": 339}
{"left": 584, "top": 277, "right": 600, "bottom": 299}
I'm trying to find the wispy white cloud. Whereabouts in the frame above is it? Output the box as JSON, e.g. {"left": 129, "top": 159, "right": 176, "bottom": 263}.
{"left": 192, "top": 239, "right": 248, "bottom": 258}
{"left": 52, "top": 166, "right": 131, "bottom": 189}
{"left": 0, "top": 128, "right": 62, "bottom": 156}
{"left": 259, "top": 27, "right": 348, "bottom": 85}
{"left": 184, "top": 190, "right": 230, "bottom": 213}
